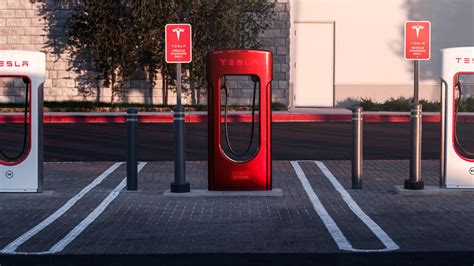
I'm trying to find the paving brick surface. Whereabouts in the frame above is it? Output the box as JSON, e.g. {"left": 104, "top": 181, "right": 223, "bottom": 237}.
{"left": 17, "top": 163, "right": 127, "bottom": 253}
{"left": 322, "top": 160, "right": 474, "bottom": 252}
{"left": 0, "top": 162, "right": 117, "bottom": 249}
{"left": 0, "top": 160, "right": 473, "bottom": 255}
{"left": 68, "top": 161, "right": 335, "bottom": 254}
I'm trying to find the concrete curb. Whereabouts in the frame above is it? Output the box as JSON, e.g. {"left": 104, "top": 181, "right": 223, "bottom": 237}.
{"left": 394, "top": 185, "right": 474, "bottom": 195}
{"left": 163, "top": 188, "right": 283, "bottom": 197}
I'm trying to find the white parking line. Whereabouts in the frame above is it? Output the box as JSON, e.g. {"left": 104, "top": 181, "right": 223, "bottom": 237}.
{"left": 1, "top": 162, "right": 123, "bottom": 254}
{"left": 314, "top": 161, "right": 399, "bottom": 251}
{"left": 48, "top": 162, "right": 147, "bottom": 254}
{"left": 290, "top": 161, "right": 399, "bottom": 252}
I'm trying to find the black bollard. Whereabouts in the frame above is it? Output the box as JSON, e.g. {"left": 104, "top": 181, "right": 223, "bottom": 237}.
{"left": 127, "top": 108, "right": 138, "bottom": 191}
{"left": 171, "top": 63, "right": 190, "bottom": 193}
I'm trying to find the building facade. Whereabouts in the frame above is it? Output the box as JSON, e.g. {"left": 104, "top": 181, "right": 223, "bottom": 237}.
{"left": 288, "top": 0, "right": 473, "bottom": 107}
{"left": 0, "top": 0, "right": 472, "bottom": 107}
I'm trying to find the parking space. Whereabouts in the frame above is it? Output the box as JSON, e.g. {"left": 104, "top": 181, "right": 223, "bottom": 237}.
{"left": 292, "top": 161, "right": 397, "bottom": 252}
{"left": 0, "top": 162, "right": 125, "bottom": 254}
{"left": 322, "top": 160, "right": 474, "bottom": 252}
{"left": 0, "top": 160, "right": 473, "bottom": 256}
{"left": 67, "top": 161, "right": 336, "bottom": 254}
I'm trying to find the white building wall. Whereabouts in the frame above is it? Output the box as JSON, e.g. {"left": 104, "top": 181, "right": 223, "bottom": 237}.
{"left": 289, "top": 0, "right": 474, "bottom": 106}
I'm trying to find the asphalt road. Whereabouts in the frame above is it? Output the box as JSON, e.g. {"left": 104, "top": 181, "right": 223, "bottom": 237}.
{"left": 0, "top": 122, "right": 473, "bottom": 161}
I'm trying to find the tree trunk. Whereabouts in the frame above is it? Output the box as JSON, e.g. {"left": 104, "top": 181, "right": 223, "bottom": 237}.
{"left": 148, "top": 73, "right": 154, "bottom": 108}
{"left": 197, "top": 87, "right": 201, "bottom": 105}
{"left": 110, "top": 72, "right": 116, "bottom": 104}
{"left": 190, "top": 63, "right": 197, "bottom": 105}
{"left": 162, "top": 70, "right": 168, "bottom": 106}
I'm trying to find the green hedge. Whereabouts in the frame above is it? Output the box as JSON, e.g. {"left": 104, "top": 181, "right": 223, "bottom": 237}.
{"left": 358, "top": 97, "right": 441, "bottom": 112}
{"left": 347, "top": 96, "right": 474, "bottom": 112}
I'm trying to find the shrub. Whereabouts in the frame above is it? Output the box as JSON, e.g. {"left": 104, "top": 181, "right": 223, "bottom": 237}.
{"left": 271, "top": 102, "right": 288, "bottom": 111}
{"left": 381, "top": 97, "right": 412, "bottom": 111}
{"left": 347, "top": 97, "right": 442, "bottom": 112}
{"left": 358, "top": 98, "right": 381, "bottom": 111}
{"left": 419, "top": 99, "right": 440, "bottom": 112}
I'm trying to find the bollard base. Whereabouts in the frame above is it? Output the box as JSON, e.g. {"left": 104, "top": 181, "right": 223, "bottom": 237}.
{"left": 352, "top": 183, "right": 363, "bottom": 189}
{"left": 404, "top": 179, "right": 424, "bottom": 190}
{"left": 171, "top": 182, "right": 190, "bottom": 193}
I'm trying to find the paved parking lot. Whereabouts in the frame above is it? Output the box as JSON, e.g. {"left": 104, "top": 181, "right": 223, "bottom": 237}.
{"left": 0, "top": 160, "right": 473, "bottom": 265}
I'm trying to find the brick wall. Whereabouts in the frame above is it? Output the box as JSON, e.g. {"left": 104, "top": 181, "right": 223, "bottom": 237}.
{"left": 0, "top": 0, "right": 290, "bottom": 106}
{"left": 0, "top": 77, "right": 27, "bottom": 103}
{"left": 262, "top": 0, "right": 290, "bottom": 105}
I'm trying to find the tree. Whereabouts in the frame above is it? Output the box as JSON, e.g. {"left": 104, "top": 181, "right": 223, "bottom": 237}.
{"left": 67, "top": 0, "right": 139, "bottom": 103}
{"left": 67, "top": 0, "right": 275, "bottom": 105}
{"left": 186, "top": 0, "right": 275, "bottom": 104}
{"left": 130, "top": 1, "right": 180, "bottom": 105}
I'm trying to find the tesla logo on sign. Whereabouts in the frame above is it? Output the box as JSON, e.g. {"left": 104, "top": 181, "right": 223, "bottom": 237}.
{"left": 165, "top": 24, "right": 192, "bottom": 63}
{"left": 172, "top": 28, "right": 185, "bottom": 41}
{"left": 404, "top": 21, "right": 431, "bottom": 60}
{"left": 412, "top": 25, "right": 424, "bottom": 38}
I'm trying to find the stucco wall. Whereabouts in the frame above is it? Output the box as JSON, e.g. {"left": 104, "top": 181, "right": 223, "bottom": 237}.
{"left": 289, "top": 0, "right": 474, "bottom": 106}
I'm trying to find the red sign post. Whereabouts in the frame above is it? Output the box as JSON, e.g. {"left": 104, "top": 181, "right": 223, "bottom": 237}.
{"left": 403, "top": 20, "right": 431, "bottom": 103}
{"left": 404, "top": 21, "right": 431, "bottom": 60}
{"left": 404, "top": 21, "right": 431, "bottom": 191}
{"left": 165, "top": 24, "right": 192, "bottom": 63}
{"left": 165, "top": 23, "right": 192, "bottom": 193}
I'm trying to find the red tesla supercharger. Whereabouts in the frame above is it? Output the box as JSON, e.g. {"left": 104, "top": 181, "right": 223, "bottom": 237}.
{"left": 207, "top": 50, "right": 272, "bottom": 190}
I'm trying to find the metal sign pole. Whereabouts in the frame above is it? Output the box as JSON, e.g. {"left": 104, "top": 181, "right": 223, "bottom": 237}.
{"left": 171, "top": 63, "right": 190, "bottom": 193}
{"left": 176, "top": 63, "right": 182, "bottom": 106}
{"left": 405, "top": 60, "right": 424, "bottom": 190}
{"left": 403, "top": 21, "right": 430, "bottom": 190}
{"left": 414, "top": 60, "right": 420, "bottom": 103}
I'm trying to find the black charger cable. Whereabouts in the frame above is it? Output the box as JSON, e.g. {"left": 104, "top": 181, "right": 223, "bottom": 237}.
{"left": 221, "top": 76, "right": 259, "bottom": 158}
{"left": 454, "top": 80, "right": 474, "bottom": 158}
{"left": 0, "top": 79, "right": 29, "bottom": 161}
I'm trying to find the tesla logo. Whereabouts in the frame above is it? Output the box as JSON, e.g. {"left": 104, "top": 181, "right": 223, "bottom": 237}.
{"left": 455, "top": 58, "right": 474, "bottom": 64}
{"left": 172, "top": 28, "right": 185, "bottom": 41}
{"left": 469, "top": 167, "right": 474, "bottom": 175}
{"left": 411, "top": 25, "right": 424, "bottom": 38}
{"left": 0, "top": 61, "right": 29, "bottom": 67}
{"left": 5, "top": 170, "right": 13, "bottom": 179}
{"left": 219, "top": 59, "right": 260, "bottom": 67}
